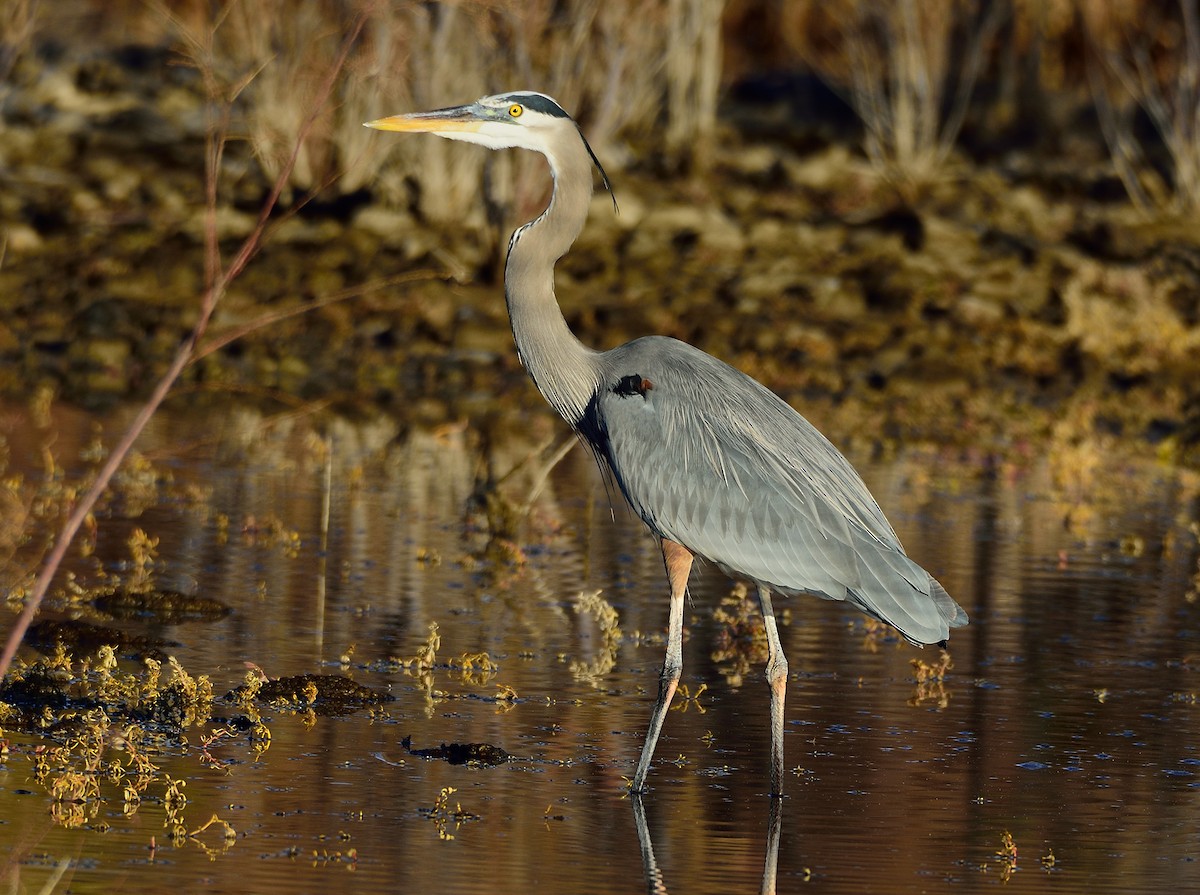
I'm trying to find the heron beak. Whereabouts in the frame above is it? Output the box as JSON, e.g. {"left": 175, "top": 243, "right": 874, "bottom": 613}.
{"left": 364, "top": 104, "right": 484, "bottom": 135}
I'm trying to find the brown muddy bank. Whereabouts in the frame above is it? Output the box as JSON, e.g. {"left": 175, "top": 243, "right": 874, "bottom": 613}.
{"left": 2, "top": 42, "right": 1199, "bottom": 463}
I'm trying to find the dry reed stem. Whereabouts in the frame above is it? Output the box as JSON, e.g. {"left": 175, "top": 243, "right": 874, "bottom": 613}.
{"left": 1089, "top": 0, "right": 1200, "bottom": 215}
{"left": 794, "top": 0, "right": 1000, "bottom": 190}
{"left": 0, "top": 9, "right": 368, "bottom": 680}
{"left": 0, "top": 0, "right": 36, "bottom": 83}
{"left": 665, "top": 0, "right": 725, "bottom": 170}
{"left": 854, "top": 0, "right": 999, "bottom": 186}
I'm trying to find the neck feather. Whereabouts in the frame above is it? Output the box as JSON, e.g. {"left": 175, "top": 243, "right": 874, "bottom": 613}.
{"left": 503, "top": 133, "right": 601, "bottom": 426}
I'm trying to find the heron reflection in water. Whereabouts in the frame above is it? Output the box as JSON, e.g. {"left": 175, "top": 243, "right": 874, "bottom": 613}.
{"left": 366, "top": 92, "right": 967, "bottom": 797}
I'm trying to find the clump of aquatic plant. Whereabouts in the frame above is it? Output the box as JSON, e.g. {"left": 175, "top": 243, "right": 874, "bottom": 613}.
{"left": 859, "top": 616, "right": 887, "bottom": 653}
{"left": 448, "top": 652, "right": 500, "bottom": 687}
{"left": 187, "top": 813, "right": 239, "bottom": 859}
{"left": 402, "top": 736, "right": 512, "bottom": 768}
{"left": 995, "top": 829, "right": 1019, "bottom": 881}
{"left": 569, "top": 590, "right": 622, "bottom": 685}
{"left": 911, "top": 650, "right": 953, "bottom": 684}
{"left": 25, "top": 619, "right": 172, "bottom": 662}
{"left": 91, "top": 588, "right": 231, "bottom": 623}
{"left": 670, "top": 683, "right": 708, "bottom": 714}
{"left": 228, "top": 665, "right": 272, "bottom": 755}
{"left": 113, "top": 454, "right": 174, "bottom": 519}
{"left": 0, "top": 644, "right": 215, "bottom": 831}
{"left": 382, "top": 622, "right": 513, "bottom": 713}
{"left": 422, "top": 786, "right": 480, "bottom": 841}
{"left": 710, "top": 583, "right": 789, "bottom": 687}
{"left": 1, "top": 644, "right": 214, "bottom": 735}
{"left": 908, "top": 649, "right": 953, "bottom": 710}
{"left": 237, "top": 513, "right": 302, "bottom": 558}
{"left": 387, "top": 622, "right": 440, "bottom": 712}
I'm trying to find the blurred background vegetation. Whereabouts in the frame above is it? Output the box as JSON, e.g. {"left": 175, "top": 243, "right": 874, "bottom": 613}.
{"left": 1, "top": 0, "right": 1199, "bottom": 459}
{"left": 5, "top": 0, "right": 1199, "bottom": 216}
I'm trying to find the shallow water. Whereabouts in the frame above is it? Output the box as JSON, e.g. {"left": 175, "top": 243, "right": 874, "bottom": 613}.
{"left": 2, "top": 404, "right": 1199, "bottom": 893}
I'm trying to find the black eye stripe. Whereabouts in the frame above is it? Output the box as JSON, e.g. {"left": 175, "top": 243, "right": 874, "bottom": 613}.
{"left": 499, "top": 93, "right": 570, "bottom": 119}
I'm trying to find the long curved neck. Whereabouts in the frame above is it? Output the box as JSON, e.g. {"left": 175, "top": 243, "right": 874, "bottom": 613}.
{"left": 504, "top": 135, "right": 601, "bottom": 426}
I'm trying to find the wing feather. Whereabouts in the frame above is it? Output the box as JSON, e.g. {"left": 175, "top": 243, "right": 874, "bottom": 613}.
{"left": 591, "top": 337, "right": 967, "bottom": 644}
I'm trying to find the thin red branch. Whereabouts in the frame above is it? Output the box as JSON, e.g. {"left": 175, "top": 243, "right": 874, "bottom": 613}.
{"left": 0, "top": 10, "right": 369, "bottom": 680}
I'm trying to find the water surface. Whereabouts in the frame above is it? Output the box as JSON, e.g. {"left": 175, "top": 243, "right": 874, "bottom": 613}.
{"left": 2, "top": 404, "right": 1198, "bottom": 893}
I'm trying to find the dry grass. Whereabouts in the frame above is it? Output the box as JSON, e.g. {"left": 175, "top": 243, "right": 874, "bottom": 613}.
{"left": 665, "top": 0, "right": 725, "bottom": 169}
{"left": 779, "top": 0, "right": 1002, "bottom": 191}
{"left": 89, "top": 0, "right": 723, "bottom": 223}
{"left": 1088, "top": 0, "right": 1200, "bottom": 216}
{"left": 0, "top": 0, "right": 36, "bottom": 81}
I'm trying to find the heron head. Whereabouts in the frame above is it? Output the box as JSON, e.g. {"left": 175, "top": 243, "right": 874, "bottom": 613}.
{"left": 366, "top": 91, "right": 614, "bottom": 200}
{"left": 366, "top": 92, "right": 567, "bottom": 149}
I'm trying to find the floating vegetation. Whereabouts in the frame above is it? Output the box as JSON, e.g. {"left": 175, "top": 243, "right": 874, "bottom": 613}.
{"left": 112, "top": 458, "right": 174, "bottom": 519}
{"left": 569, "top": 590, "right": 622, "bottom": 685}
{"left": 670, "top": 682, "right": 708, "bottom": 714}
{"left": 0, "top": 646, "right": 213, "bottom": 736}
{"left": 124, "top": 528, "right": 160, "bottom": 590}
{"left": 421, "top": 786, "right": 481, "bottom": 841}
{"left": 224, "top": 673, "right": 393, "bottom": 717}
{"left": 401, "top": 735, "right": 511, "bottom": 767}
{"left": 0, "top": 644, "right": 214, "bottom": 831}
{"left": 187, "top": 813, "right": 240, "bottom": 859}
{"left": 858, "top": 616, "right": 889, "bottom": 653}
{"left": 236, "top": 514, "right": 303, "bottom": 557}
{"left": 711, "top": 583, "right": 769, "bottom": 687}
{"left": 995, "top": 830, "right": 1019, "bottom": 882}
{"left": 449, "top": 651, "right": 502, "bottom": 687}
{"left": 380, "top": 622, "right": 515, "bottom": 714}
{"left": 91, "top": 588, "right": 232, "bottom": 623}
{"left": 219, "top": 666, "right": 273, "bottom": 757}
{"left": 908, "top": 650, "right": 954, "bottom": 710}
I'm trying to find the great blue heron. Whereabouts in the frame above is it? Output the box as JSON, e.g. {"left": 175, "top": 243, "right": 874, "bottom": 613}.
{"left": 366, "top": 92, "right": 968, "bottom": 796}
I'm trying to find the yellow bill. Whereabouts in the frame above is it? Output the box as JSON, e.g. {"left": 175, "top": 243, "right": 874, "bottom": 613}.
{"left": 364, "top": 105, "right": 483, "bottom": 134}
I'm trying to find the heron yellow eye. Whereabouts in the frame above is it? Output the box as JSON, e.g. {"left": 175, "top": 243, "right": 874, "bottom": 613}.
{"left": 509, "top": 104, "right": 523, "bottom": 118}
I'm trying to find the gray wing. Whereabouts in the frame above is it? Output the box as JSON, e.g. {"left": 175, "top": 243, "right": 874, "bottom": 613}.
{"left": 586, "top": 337, "right": 967, "bottom": 645}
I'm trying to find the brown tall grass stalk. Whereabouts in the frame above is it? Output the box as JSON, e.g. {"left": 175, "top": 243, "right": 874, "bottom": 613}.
{"left": 180, "top": 1, "right": 713, "bottom": 219}
{"left": 0, "top": 0, "right": 37, "bottom": 109}
{"left": 1089, "top": 0, "right": 1200, "bottom": 216}
{"left": 25, "top": 1, "right": 718, "bottom": 235}
{"left": 665, "top": 0, "right": 724, "bottom": 170}
{"left": 0, "top": 9, "right": 367, "bottom": 680}
{"left": 851, "top": 0, "right": 1001, "bottom": 186}
{"left": 789, "top": 0, "right": 1001, "bottom": 191}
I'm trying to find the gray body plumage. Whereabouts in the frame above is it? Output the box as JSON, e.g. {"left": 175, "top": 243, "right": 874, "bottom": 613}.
{"left": 582, "top": 336, "right": 966, "bottom": 645}
{"left": 366, "top": 90, "right": 967, "bottom": 795}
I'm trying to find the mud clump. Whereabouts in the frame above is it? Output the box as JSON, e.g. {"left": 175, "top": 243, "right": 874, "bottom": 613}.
{"left": 401, "top": 735, "right": 512, "bottom": 767}
{"left": 91, "top": 588, "right": 232, "bottom": 623}
{"left": 224, "top": 673, "right": 394, "bottom": 716}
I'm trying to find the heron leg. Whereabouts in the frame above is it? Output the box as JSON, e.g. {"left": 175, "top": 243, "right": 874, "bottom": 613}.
{"left": 757, "top": 585, "right": 788, "bottom": 797}
{"left": 630, "top": 538, "right": 692, "bottom": 793}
